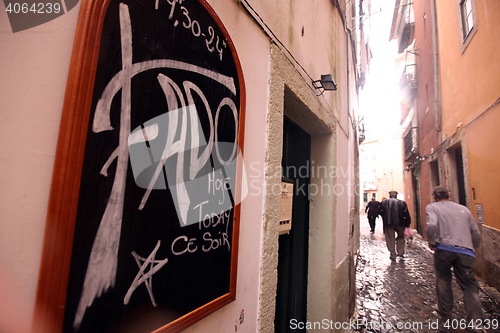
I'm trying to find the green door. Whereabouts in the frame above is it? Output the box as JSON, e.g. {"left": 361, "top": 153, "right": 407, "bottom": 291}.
{"left": 275, "top": 117, "right": 310, "bottom": 332}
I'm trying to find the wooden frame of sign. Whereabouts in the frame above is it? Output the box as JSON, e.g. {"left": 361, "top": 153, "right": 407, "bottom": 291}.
{"left": 33, "top": 0, "right": 245, "bottom": 331}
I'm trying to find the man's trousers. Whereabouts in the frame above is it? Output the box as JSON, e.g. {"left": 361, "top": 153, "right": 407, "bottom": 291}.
{"left": 383, "top": 225, "right": 406, "bottom": 259}
{"left": 434, "top": 249, "right": 484, "bottom": 321}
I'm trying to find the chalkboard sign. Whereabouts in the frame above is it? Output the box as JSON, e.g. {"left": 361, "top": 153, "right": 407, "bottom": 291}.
{"left": 34, "top": 0, "right": 245, "bottom": 332}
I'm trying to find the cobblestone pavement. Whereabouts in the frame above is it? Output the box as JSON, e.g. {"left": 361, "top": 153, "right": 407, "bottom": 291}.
{"left": 349, "top": 214, "right": 500, "bottom": 333}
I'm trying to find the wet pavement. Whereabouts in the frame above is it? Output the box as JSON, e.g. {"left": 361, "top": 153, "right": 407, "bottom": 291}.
{"left": 349, "top": 214, "right": 500, "bottom": 333}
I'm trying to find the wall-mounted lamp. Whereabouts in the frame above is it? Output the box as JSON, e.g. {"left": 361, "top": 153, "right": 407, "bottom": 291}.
{"left": 312, "top": 74, "right": 337, "bottom": 96}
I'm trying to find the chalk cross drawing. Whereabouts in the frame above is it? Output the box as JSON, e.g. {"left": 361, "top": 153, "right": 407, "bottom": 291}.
{"left": 73, "top": 2, "right": 237, "bottom": 330}
{"left": 123, "top": 240, "right": 169, "bottom": 306}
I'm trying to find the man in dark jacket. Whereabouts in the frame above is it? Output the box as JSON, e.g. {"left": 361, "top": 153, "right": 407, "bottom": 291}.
{"left": 379, "top": 191, "right": 411, "bottom": 261}
{"left": 365, "top": 197, "right": 380, "bottom": 233}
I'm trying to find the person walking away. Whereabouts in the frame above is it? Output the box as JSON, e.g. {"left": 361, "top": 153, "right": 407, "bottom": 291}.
{"left": 365, "top": 197, "right": 380, "bottom": 233}
{"left": 426, "top": 186, "right": 485, "bottom": 328}
{"left": 379, "top": 191, "right": 411, "bottom": 261}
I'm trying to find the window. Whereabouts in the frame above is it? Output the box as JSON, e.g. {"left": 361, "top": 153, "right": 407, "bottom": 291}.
{"left": 460, "top": 0, "right": 474, "bottom": 39}
{"left": 423, "top": 12, "right": 427, "bottom": 39}
{"left": 430, "top": 160, "right": 440, "bottom": 189}
{"left": 457, "top": 0, "right": 477, "bottom": 51}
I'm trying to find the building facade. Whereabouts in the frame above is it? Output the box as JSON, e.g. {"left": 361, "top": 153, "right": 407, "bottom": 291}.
{"left": 391, "top": 0, "right": 441, "bottom": 236}
{"left": 0, "top": 0, "right": 369, "bottom": 332}
{"left": 392, "top": 0, "right": 500, "bottom": 290}
{"left": 360, "top": 137, "right": 405, "bottom": 208}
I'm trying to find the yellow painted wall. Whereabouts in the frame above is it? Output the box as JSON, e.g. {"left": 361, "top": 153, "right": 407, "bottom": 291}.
{"left": 465, "top": 106, "right": 500, "bottom": 229}
{"left": 436, "top": 0, "right": 500, "bottom": 136}
{"left": 436, "top": 0, "right": 500, "bottom": 230}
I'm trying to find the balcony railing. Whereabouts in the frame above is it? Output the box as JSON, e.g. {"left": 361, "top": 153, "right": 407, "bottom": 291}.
{"left": 404, "top": 127, "right": 418, "bottom": 162}
{"left": 400, "top": 63, "right": 417, "bottom": 89}
{"left": 398, "top": 22, "right": 415, "bottom": 53}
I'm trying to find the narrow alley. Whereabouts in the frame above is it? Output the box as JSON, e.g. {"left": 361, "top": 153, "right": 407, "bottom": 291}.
{"left": 350, "top": 214, "right": 500, "bottom": 333}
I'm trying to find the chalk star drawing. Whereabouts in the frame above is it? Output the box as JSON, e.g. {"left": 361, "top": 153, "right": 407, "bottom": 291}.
{"left": 124, "top": 240, "right": 169, "bottom": 306}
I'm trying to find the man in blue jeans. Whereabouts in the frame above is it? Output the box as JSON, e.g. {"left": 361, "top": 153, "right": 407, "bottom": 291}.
{"left": 426, "top": 186, "right": 484, "bottom": 328}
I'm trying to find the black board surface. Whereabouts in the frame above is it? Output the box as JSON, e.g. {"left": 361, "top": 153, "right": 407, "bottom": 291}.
{"left": 62, "top": 0, "right": 243, "bottom": 331}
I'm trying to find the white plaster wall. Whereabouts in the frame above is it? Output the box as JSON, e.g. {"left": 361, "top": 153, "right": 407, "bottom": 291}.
{"left": 0, "top": 2, "right": 80, "bottom": 331}
{"left": 335, "top": 132, "right": 351, "bottom": 265}
{"left": 248, "top": 0, "right": 344, "bottom": 89}
{"left": 334, "top": 30, "right": 353, "bottom": 267}
{"left": 308, "top": 134, "right": 336, "bottom": 325}
{"left": 0, "top": 0, "right": 269, "bottom": 331}
{"left": 0, "top": 0, "right": 358, "bottom": 332}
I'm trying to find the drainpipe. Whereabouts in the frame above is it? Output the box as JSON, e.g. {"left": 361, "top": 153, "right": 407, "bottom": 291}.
{"left": 430, "top": 0, "right": 441, "bottom": 132}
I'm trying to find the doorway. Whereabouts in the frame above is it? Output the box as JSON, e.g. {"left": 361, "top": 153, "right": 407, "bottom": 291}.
{"left": 412, "top": 169, "right": 422, "bottom": 235}
{"left": 275, "top": 117, "right": 311, "bottom": 332}
{"left": 447, "top": 145, "right": 466, "bottom": 205}
{"left": 454, "top": 147, "right": 466, "bottom": 205}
